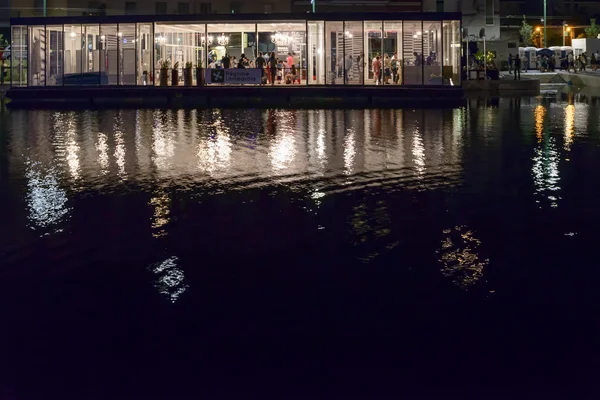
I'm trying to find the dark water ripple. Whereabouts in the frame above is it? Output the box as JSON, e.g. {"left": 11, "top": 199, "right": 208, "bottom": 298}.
{"left": 2, "top": 90, "right": 600, "bottom": 396}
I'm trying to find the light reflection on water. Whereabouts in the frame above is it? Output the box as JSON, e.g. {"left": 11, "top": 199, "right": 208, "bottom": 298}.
{"left": 3, "top": 97, "right": 600, "bottom": 299}
{"left": 149, "top": 256, "right": 188, "bottom": 303}
{"left": 25, "top": 161, "right": 70, "bottom": 234}
{"left": 438, "top": 225, "right": 489, "bottom": 291}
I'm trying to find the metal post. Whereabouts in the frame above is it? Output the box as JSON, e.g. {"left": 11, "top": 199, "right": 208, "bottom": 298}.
{"left": 543, "top": 0, "right": 547, "bottom": 48}
{"left": 43, "top": 0, "right": 46, "bottom": 16}
{"left": 483, "top": 35, "right": 486, "bottom": 79}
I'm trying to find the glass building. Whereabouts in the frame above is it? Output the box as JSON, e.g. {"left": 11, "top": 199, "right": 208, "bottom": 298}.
{"left": 10, "top": 12, "right": 462, "bottom": 88}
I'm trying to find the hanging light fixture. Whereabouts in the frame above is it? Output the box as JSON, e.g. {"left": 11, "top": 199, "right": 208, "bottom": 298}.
{"left": 201, "top": 35, "right": 213, "bottom": 45}
{"left": 271, "top": 32, "right": 292, "bottom": 46}
{"left": 217, "top": 33, "right": 229, "bottom": 46}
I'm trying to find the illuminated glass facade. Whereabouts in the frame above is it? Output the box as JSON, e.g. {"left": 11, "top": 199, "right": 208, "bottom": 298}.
{"left": 10, "top": 13, "right": 462, "bottom": 87}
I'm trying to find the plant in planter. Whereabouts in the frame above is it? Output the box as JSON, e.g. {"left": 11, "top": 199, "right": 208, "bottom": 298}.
{"left": 171, "top": 61, "right": 180, "bottom": 86}
{"left": 159, "top": 59, "right": 170, "bottom": 86}
{"left": 183, "top": 61, "right": 193, "bottom": 86}
{"left": 195, "top": 60, "right": 205, "bottom": 86}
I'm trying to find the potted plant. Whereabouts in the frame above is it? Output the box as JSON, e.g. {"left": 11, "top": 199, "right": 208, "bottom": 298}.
{"left": 195, "top": 60, "right": 205, "bottom": 86}
{"left": 171, "top": 61, "right": 180, "bottom": 86}
{"left": 183, "top": 61, "right": 193, "bottom": 86}
{"left": 159, "top": 59, "right": 170, "bottom": 86}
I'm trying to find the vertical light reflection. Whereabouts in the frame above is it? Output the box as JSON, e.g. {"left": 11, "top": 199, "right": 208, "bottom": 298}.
{"left": 197, "top": 112, "right": 232, "bottom": 175}
{"left": 152, "top": 112, "right": 175, "bottom": 174}
{"left": 135, "top": 110, "right": 152, "bottom": 177}
{"left": 343, "top": 128, "right": 356, "bottom": 175}
{"left": 25, "top": 160, "right": 69, "bottom": 235}
{"left": 451, "top": 108, "right": 465, "bottom": 158}
{"left": 64, "top": 113, "right": 81, "bottom": 180}
{"left": 564, "top": 104, "right": 575, "bottom": 151}
{"left": 437, "top": 226, "right": 489, "bottom": 290}
{"left": 532, "top": 136, "right": 561, "bottom": 208}
{"left": 268, "top": 110, "right": 297, "bottom": 173}
{"left": 150, "top": 256, "right": 188, "bottom": 303}
{"left": 534, "top": 104, "right": 546, "bottom": 143}
{"left": 96, "top": 132, "right": 109, "bottom": 174}
{"left": 270, "top": 133, "right": 295, "bottom": 171}
{"left": 114, "top": 114, "right": 127, "bottom": 180}
{"left": 316, "top": 112, "right": 327, "bottom": 171}
{"left": 411, "top": 127, "right": 425, "bottom": 176}
{"left": 149, "top": 189, "right": 171, "bottom": 238}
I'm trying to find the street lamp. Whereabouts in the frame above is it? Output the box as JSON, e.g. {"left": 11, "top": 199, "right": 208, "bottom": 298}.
{"left": 543, "top": 0, "right": 546, "bottom": 48}
{"left": 536, "top": 27, "right": 541, "bottom": 47}
{"left": 562, "top": 22, "right": 568, "bottom": 46}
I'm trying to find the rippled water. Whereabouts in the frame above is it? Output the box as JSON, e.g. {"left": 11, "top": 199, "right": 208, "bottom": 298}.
{"left": 2, "top": 90, "right": 600, "bottom": 396}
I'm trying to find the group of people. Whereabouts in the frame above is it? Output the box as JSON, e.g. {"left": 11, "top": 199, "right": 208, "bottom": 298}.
{"left": 208, "top": 53, "right": 251, "bottom": 69}
{"left": 369, "top": 53, "right": 402, "bottom": 85}
{"left": 207, "top": 51, "right": 300, "bottom": 85}
{"left": 565, "top": 51, "right": 599, "bottom": 73}
{"left": 508, "top": 50, "right": 600, "bottom": 79}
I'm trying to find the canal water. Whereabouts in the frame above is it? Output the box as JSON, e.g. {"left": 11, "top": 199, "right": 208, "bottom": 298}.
{"left": 1, "top": 90, "right": 600, "bottom": 397}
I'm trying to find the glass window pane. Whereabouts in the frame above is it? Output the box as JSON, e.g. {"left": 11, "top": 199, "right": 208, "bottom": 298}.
{"left": 46, "top": 25, "right": 63, "bottom": 86}
{"left": 11, "top": 26, "right": 28, "bottom": 86}
{"left": 137, "top": 23, "right": 153, "bottom": 85}
{"left": 155, "top": 23, "right": 202, "bottom": 86}
{"left": 343, "top": 21, "right": 363, "bottom": 85}
{"left": 423, "top": 21, "right": 441, "bottom": 85}
{"left": 365, "top": 21, "right": 382, "bottom": 85}
{"left": 154, "top": 23, "right": 167, "bottom": 85}
{"left": 82, "top": 24, "right": 101, "bottom": 85}
{"left": 325, "top": 21, "right": 342, "bottom": 85}
{"left": 119, "top": 23, "right": 136, "bottom": 85}
{"left": 443, "top": 20, "right": 461, "bottom": 86}
{"left": 384, "top": 21, "right": 402, "bottom": 85}
{"left": 64, "top": 25, "right": 82, "bottom": 84}
{"left": 100, "top": 24, "right": 118, "bottom": 85}
{"left": 28, "top": 26, "right": 45, "bottom": 86}
{"left": 308, "top": 21, "right": 324, "bottom": 85}
{"left": 402, "top": 21, "right": 423, "bottom": 85}
{"left": 257, "top": 22, "right": 305, "bottom": 85}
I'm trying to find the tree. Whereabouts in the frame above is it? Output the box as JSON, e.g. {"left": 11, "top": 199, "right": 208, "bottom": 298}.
{"left": 519, "top": 17, "right": 533, "bottom": 46}
{"left": 585, "top": 18, "right": 600, "bottom": 38}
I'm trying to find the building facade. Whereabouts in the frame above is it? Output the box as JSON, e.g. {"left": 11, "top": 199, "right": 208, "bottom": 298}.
{"left": 10, "top": 12, "right": 462, "bottom": 87}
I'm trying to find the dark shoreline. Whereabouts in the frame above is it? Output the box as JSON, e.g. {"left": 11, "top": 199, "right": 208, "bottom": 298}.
{"left": 5, "top": 85, "right": 464, "bottom": 109}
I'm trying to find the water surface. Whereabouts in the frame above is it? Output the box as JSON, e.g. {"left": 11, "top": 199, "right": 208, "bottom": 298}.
{"left": 2, "top": 90, "right": 600, "bottom": 397}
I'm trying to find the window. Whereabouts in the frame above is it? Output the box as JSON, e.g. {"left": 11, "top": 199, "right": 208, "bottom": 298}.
{"left": 485, "top": 0, "right": 494, "bottom": 25}
{"left": 125, "top": 2, "right": 136, "bottom": 15}
{"left": 436, "top": 0, "right": 443, "bottom": 12}
{"left": 264, "top": 3, "right": 272, "bottom": 13}
{"left": 200, "top": 2, "right": 211, "bottom": 13}
{"left": 178, "top": 2, "right": 190, "bottom": 14}
{"left": 155, "top": 2, "right": 167, "bottom": 14}
{"left": 34, "top": 0, "right": 44, "bottom": 15}
{"left": 230, "top": 2, "right": 241, "bottom": 13}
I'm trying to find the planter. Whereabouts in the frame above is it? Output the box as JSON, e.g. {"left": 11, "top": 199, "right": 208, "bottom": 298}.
{"left": 171, "top": 69, "right": 179, "bottom": 86}
{"left": 159, "top": 68, "right": 169, "bottom": 86}
{"left": 195, "top": 68, "right": 205, "bottom": 86}
{"left": 183, "top": 67, "right": 193, "bottom": 86}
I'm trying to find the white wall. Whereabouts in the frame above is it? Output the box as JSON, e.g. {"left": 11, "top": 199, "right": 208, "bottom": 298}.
{"left": 571, "top": 38, "right": 600, "bottom": 56}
